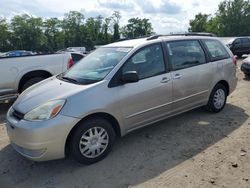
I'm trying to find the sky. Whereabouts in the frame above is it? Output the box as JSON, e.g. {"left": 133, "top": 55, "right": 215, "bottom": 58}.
{"left": 0, "top": 0, "right": 223, "bottom": 34}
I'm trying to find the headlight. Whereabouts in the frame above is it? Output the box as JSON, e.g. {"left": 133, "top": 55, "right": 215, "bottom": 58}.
{"left": 24, "top": 100, "right": 65, "bottom": 121}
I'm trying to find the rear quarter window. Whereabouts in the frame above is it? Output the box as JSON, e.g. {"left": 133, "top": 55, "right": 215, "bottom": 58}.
{"left": 241, "top": 38, "right": 250, "bottom": 43}
{"left": 203, "top": 39, "right": 230, "bottom": 61}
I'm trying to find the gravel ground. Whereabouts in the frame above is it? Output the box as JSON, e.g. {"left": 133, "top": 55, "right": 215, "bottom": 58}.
{"left": 0, "top": 58, "right": 250, "bottom": 188}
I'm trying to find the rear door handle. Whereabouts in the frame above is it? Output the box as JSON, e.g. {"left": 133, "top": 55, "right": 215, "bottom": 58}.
{"left": 161, "top": 77, "right": 171, "bottom": 83}
{"left": 173, "top": 74, "right": 182, "bottom": 79}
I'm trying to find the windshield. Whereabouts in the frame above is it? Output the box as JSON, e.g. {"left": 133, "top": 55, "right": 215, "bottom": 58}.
{"left": 59, "top": 47, "right": 131, "bottom": 84}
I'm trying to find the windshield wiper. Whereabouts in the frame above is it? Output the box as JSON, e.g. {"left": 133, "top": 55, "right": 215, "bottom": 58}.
{"left": 61, "top": 76, "right": 78, "bottom": 83}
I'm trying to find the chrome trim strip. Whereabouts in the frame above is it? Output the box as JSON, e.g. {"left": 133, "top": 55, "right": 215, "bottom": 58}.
{"left": 127, "top": 101, "right": 172, "bottom": 118}
{"left": 172, "top": 90, "right": 208, "bottom": 104}
{"left": 126, "top": 90, "right": 208, "bottom": 119}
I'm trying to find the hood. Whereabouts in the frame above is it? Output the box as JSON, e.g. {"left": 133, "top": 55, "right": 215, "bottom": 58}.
{"left": 13, "top": 76, "right": 96, "bottom": 114}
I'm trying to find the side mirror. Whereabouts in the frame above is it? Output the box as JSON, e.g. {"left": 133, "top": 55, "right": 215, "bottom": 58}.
{"left": 121, "top": 71, "right": 139, "bottom": 83}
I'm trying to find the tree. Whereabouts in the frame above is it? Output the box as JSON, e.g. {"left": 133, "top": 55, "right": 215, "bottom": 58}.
{"left": 0, "top": 18, "right": 11, "bottom": 52}
{"left": 122, "top": 17, "right": 154, "bottom": 38}
{"left": 216, "top": 0, "right": 250, "bottom": 36}
{"left": 10, "top": 14, "right": 45, "bottom": 51}
{"left": 0, "top": 11, "right": 156, "bottom": 53}
{"left": 189, "top": 0, "right": 250, "bottom": 37}
{"left": 206, "top": 16, "right": 220, "bottom": 35}
{"left": 62, "top": 11, "right": 85, "bottom": 47}
{"left": 112, "top": 11, "right": 121, "bottom": 41}
{"left": 44, "top": 18, "right": 61, "bottom": 51}
{"left": 102, "top": 17, "right": 112, "bottom": 43}
{"left": 188, "top": 13, "right": 210, "bottom": 32}
{"left": 85, "top": 16, "right": 103, "bottom": 47}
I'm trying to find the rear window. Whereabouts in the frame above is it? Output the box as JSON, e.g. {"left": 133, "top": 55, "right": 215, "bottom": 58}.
{"left": 203, "top": 40, "right": 230, "bottom": 61}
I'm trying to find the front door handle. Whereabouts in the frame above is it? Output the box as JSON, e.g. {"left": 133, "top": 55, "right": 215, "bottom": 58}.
{"left": 161, "top": 77, "right": 171, "bottom": 83}
{"left": 173, "top": 73, "right": 182, "bottom": 79}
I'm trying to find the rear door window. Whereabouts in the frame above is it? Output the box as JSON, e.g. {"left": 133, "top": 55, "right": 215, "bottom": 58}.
{"left": 166, "top": 40, "right": 206, "bottom": 71}
{"left": 202, "top": 39, "right": 230, "bottom": 61}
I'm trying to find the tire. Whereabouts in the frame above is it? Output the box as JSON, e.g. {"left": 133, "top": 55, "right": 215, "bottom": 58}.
{"left": 245, "top": 73, "right": 250, "bottom": 78}
{"left": 69, "top": 118, "right": 116, "bottom": 164}
{"left": 206, "top": 84, "right": 227, "bottom": 113}
{"left": 21, "top": 77, "right": 45, "bottom": 92}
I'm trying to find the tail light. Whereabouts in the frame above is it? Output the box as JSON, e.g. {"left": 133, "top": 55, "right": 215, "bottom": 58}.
{"left": 67, "top": 58, "right": 74, "bottom": 69}
{"left": 232, "top": 55, "right": 237, "bottom": 66}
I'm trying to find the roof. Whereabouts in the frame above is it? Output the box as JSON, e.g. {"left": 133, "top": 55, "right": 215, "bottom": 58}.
{"left": 104, "top": 35, "right": 218, "bottom": 48}
{"left": 104, "top": 38, "right": 150, "bottom": 48}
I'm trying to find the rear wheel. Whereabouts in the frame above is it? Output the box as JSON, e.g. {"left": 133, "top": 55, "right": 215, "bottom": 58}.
{"left": 21, "top": 77, "right": 45, "bottom": 92}
{"left": 69, "top": 118, "right": 116, "bottom": 164}
{"left": 245, "top": 73, "right": 250, "bottom": 78}
{"left": 206, "top": 84, "right": 227, "bottom": 113}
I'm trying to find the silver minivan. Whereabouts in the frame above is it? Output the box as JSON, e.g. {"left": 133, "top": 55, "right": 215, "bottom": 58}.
{"left": 6, "top": 36, "right": 237, "bottom": 164}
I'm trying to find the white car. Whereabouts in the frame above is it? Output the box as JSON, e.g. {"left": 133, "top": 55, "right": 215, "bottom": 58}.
{"left": 0, "top": 53, "right": 73, "bottom": 101}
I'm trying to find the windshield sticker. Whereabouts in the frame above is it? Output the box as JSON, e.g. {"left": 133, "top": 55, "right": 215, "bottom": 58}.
{"left": 116, "top": 48, "right": 131, "bottom": 52}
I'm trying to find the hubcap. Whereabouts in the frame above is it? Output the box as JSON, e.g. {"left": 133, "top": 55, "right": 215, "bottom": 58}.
{"left": 213, "top": 89, "right": 225, "bottom": 109}
{"left": 79, "top": 127, "right": 109, "bottom": 158}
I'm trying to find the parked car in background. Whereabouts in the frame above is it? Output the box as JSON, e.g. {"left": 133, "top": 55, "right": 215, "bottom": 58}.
{"left": 70, "top": 52, "right": 86, "bottom": 64}
{"left": 57, "top": 47, "right": 86, "bottom": 54}
{"left": 57, "top": 51, "right": 86, "bottom": 64}
{"left": 0, "top": 53, "right": 73, "bottom": 102}
{"left": 67, "top": 47, "right": 86, "bottom": 54}
{"left": 0, "top": 52, "right": 5, "bottom": 57}
{"left": 241, "top": 55, "right": 250, "bottom": 76}
{"left": 6, "top": 35, "right": 237, "bottom": 164}
{"left": 5, "top": 50, "right": 36, "bottom": 57}
{"left": 227, "top": 37, "right": 250, "bottom": 57}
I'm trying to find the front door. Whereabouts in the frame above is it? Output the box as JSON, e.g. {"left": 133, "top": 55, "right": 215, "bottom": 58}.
{"left": 117, "top": 43, "right": 173, "bottom": 130}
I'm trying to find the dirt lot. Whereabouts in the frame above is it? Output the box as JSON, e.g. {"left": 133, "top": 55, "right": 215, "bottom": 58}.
{"left": 0, "top": 59, "right": 250, "bottom": 188}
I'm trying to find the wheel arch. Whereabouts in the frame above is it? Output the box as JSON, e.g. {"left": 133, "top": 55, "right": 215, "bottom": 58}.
{"left": 18, "top": 70, "right": 52, "bottom": 93}
{"left": 216, "top": 80, "right": 230, "bottom": 96}
{"left": 65, "top": 112, "right": 121, "bottom": 156}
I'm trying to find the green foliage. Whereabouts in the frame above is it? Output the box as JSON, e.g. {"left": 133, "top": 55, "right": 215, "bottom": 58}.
{"left": 189, "top": 0, "right": 250, "bottom": 37}
{"left": 121, "top": 17, "right": 154, "bottom": 39}
{"left": 189, "top": 13, "right": 210, "bottom": 32}
{"left": 10, "top": 14, "right": 45, "bottom": 51}
{"left": 217, "top": 0, "right": 250, "bottom": 36}
{"left": 112, "top": 11, "right": 121, "bottom": 41}
{"left": 0, "top": 10, "right": 154, "bottom": 52}
{"left": 0, "top": 18, "right": 11, "bottom": 51}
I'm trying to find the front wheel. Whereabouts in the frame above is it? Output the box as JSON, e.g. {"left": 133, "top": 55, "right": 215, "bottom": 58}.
{"left": 206, "top": 84, "right": 227, "bottom": 113}
{"left": 69, "top": 118, "right": 116, "bottom": 164}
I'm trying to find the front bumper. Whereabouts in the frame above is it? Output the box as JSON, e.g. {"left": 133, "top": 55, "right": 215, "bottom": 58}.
{"left": 6, "top": 108, "right": 80, "bottom": 161}
{"left": 241, "top": 63, "right": 250, "bottom": 75}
